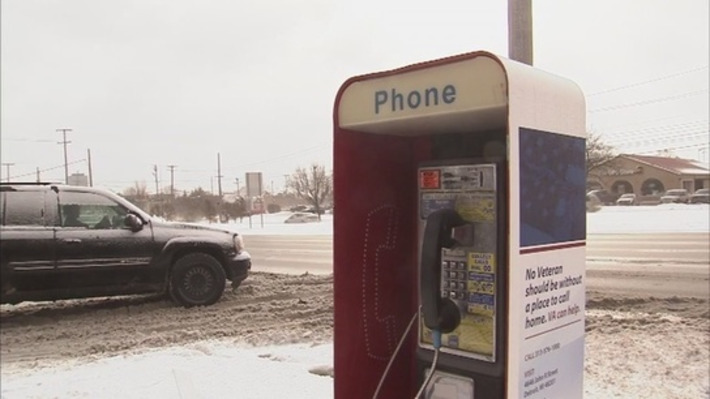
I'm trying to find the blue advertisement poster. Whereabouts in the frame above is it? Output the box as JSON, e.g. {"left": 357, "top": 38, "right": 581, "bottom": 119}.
{"left": 519, "top": 127, "right": 586, "bottom": 248}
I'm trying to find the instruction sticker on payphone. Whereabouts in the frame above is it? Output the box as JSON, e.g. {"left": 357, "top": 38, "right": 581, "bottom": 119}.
{"left": 419, "top": 163, "right": 498, "bottom": 362}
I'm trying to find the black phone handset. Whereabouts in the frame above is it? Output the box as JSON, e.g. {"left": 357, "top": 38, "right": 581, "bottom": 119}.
{"left": 420, "top": 208, "right": 467, "bottom": 343}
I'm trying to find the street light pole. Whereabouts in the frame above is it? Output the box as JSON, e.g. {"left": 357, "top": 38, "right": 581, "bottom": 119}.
{"left": 508, "top": 0, "right": 533, "bottom": 65}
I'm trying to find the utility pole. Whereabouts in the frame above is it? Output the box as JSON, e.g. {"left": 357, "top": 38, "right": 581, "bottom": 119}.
{"left": 216, "top": 153, "right": 223, "bottom": 197}
{"left": 1, "top": 163, "right": 14, "bottom": 182}
{"left": 87, "top": 149, "right": 93, "bottom": 186}
{"left": 56, "top": 128, "right": 72, "bottom": 184}
{"left": 152, "top": 165, "right": 160, "bottom": 195}
{"left": 36, "top": 167, "right": 41, "bottom": 182}
{"left": 283, "top": 174, "right": 289, "bottom": 193}
{"left": 167, "top": 165, "right": 177, "bottom": 196}
{"left": 235, "top": 178, "right": 240, "bottom": 196}
{"left": 508, "top": 0, "right": 533, "bottom": 65}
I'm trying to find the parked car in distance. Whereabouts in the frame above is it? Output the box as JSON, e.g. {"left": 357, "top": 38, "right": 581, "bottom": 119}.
{"left": 586, "top": 193, "right": 602, "bottom": 212}
{"left": 284, "top": 212, "right": 320, "bottom": 223}
{"left": 0, "top": 183, "right": 251, "bottom": 307}
{"left": 616, "top": 193, "right": 638, "bottom": 206}
{"left": 587, "top": 189, "right": 618, "bottom": 205}
{"left": 660, "top": 188, "right": 690, "bottom": 204}
{"left": 689, "top": 188, "right": 710, "bottom": 204}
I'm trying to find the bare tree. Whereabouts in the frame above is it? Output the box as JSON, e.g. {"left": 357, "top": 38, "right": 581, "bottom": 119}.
{"left": 586, "top": 132, "right": 617, "bottom": 179}
{"left": 123, "top": 181, "right": 149, "bottom": 199}
{"left": 288, "top": 164, "right": 332, "bottom": 220}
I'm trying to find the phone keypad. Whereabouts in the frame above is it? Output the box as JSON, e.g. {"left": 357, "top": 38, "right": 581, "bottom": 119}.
{"left": 441, "top": 257, "right": 468, "bottom": 300}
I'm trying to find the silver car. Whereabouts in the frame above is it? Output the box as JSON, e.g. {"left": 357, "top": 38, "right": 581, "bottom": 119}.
{"left": 690, "top": 188, "right": 709, "bottom": 204}
{"left": 660, "top": 189, "right": 690, "bottom": 204}
{"left": 616, "top": 193, "right": 637, "bottom": 206}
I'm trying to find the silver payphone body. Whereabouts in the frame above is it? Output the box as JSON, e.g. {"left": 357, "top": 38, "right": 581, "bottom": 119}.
{"left": 417, "top": 160, "right": 506, "bottom": 398}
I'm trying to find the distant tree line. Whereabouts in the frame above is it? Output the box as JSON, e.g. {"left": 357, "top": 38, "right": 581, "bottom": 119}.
{"left": 122, "top": 145, "right": 615, "bottom": 221}
{"left": 121, "top": 163, "right": 333, "bottom": 222}
{"left": 122, "top": 186, "right": 250, "bottom": 223}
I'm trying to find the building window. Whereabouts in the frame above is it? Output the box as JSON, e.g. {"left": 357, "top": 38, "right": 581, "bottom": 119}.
{"left": 611, "top": 180, "right": 633, "bottom": 195}
{"left": 641, "top": 179, "right": 665, "bottom": 195}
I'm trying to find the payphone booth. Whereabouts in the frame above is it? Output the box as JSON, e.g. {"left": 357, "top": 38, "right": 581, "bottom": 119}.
{"left": 333, "top": 51, "right": 586, "bottom": 399}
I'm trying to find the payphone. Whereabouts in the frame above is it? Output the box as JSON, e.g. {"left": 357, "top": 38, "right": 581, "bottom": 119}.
{"left": 333, "top": 51, "right": 586, "bottom": 399}
{"left": 418, "top": 160, "right": 506, "bottom": 398}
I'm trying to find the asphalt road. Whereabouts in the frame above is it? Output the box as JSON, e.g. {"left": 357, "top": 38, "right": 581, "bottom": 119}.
{"left": 244, "top": 232, "right": 710, "bottom": 299}
{"left": 586, "top": 233, "right": 709, "bottom": 299}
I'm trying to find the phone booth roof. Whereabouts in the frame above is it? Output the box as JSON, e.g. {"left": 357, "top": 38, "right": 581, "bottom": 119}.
{"left": 334, "top": 50, "right": 585, "bottom": 140}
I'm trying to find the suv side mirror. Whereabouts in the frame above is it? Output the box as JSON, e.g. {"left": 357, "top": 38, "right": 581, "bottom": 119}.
{"left": 124, "top": 214, "right": 144, "bottom": 232}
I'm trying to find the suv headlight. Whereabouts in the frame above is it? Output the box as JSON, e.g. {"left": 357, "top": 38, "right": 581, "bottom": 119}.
{"left": 233, "top": 234, "right": 244, "bottom": 253}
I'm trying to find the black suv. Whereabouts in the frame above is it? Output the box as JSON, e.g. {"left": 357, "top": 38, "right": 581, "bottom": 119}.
{"left": 0, "top": 183, "right": 251, "bottom": 306}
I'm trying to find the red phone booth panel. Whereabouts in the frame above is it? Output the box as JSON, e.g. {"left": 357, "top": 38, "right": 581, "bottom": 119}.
{"left": 333, "top": 127, "right": 432, "bottom": 398}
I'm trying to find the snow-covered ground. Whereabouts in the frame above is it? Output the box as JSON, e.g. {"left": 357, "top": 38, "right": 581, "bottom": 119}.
{"left": 215, "top": 203, "right": 710, "bottom": 236}
{"left": 1, "top": 343, "right": 335, "bottom": 399}
{"left": 586, "top": 203, "right": 710, "bottom": 234}
{"left": 1, "top": 204, "right": 708, "bottom": 399}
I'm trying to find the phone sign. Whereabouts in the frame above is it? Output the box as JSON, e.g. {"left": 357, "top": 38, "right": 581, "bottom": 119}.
{"left": 420, "top": 169, "right": 440, "bottom": 189}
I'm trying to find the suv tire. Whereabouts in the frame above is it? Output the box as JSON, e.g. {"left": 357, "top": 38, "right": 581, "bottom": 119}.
{"left": 169, "top": 253, "right": 226, "bottom": 307}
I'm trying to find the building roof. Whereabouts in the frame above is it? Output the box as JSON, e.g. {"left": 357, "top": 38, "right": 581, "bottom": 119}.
{"left": 621, "top": 154, "right": 710, "bottom": 175}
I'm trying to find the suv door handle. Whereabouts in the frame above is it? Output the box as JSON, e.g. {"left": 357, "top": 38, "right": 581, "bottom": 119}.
{"left": 62, "top": 238, "right": 82, "bottom": 244}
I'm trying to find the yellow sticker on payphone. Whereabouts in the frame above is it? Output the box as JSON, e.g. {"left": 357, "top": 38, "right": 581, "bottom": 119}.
{"left": 455, "top": 196, "right": 495, "bottom": 222}
{"left": 468, "top": 252, "right": 496, "bottom": 274}
{"left": 468, "top": 275, "right": 495, "bottom": 295}
{"left": 468, "top": 253, "right": 496, "bottom": 316}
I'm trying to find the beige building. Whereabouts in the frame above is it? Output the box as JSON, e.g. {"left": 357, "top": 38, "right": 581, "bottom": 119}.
{"left": 589, "top": 154, "right": 710, "bottom": 197}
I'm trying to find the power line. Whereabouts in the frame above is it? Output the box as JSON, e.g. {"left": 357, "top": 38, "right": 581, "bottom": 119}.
{"left": 635, "top": 142, "right": 709, "bottom": 154}
{"left": 1, "top": 163, "right": 15, "bottom": 182}
{"left": 152, "top": 165, "right": 160, "bottom": 195}
{"left": 590, "top": 115, "right": 709, "bottom": 139}
{"left": 588, "top": 65, "right": 709, "bottom": 97}
{"left": 603, "top": 121, "right": 709, "bottom": 143}
{"left": 216, "top": 153, "right": 223, "bottom": 197}
{"left": 589, "top": 89, "right": 708, "bottom": 113}
{"left": 167, "top": 165, "right": 177, "bottom": 196}
{"left": 619, "top": 128, "right": 709, "bottom": 143}
{"left": 609, "top": 132, "right": 708, "bottom": 148}
{"left": 609, "top": 131, "right": 708, "bottom": 146}
{"left": 2, "top": 137, "right": 56, "bottom": 143}
{"left": 56, "top": 128, "right": 72, "bottom": 184}
{"left": 9, "top": 159, "right": 86, "bottom": 180}
{"left": 228, "top": 144, "right": 328, "bottom": 169}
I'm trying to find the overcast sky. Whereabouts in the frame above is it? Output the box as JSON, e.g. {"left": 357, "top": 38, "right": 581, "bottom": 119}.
{"left": 1, "top": 0, "right": 708, "bottom": 193}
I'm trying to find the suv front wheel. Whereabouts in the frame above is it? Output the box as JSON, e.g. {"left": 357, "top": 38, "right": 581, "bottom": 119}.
{"left": 169, "top": 253, "right": 226, "bottom": 307}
